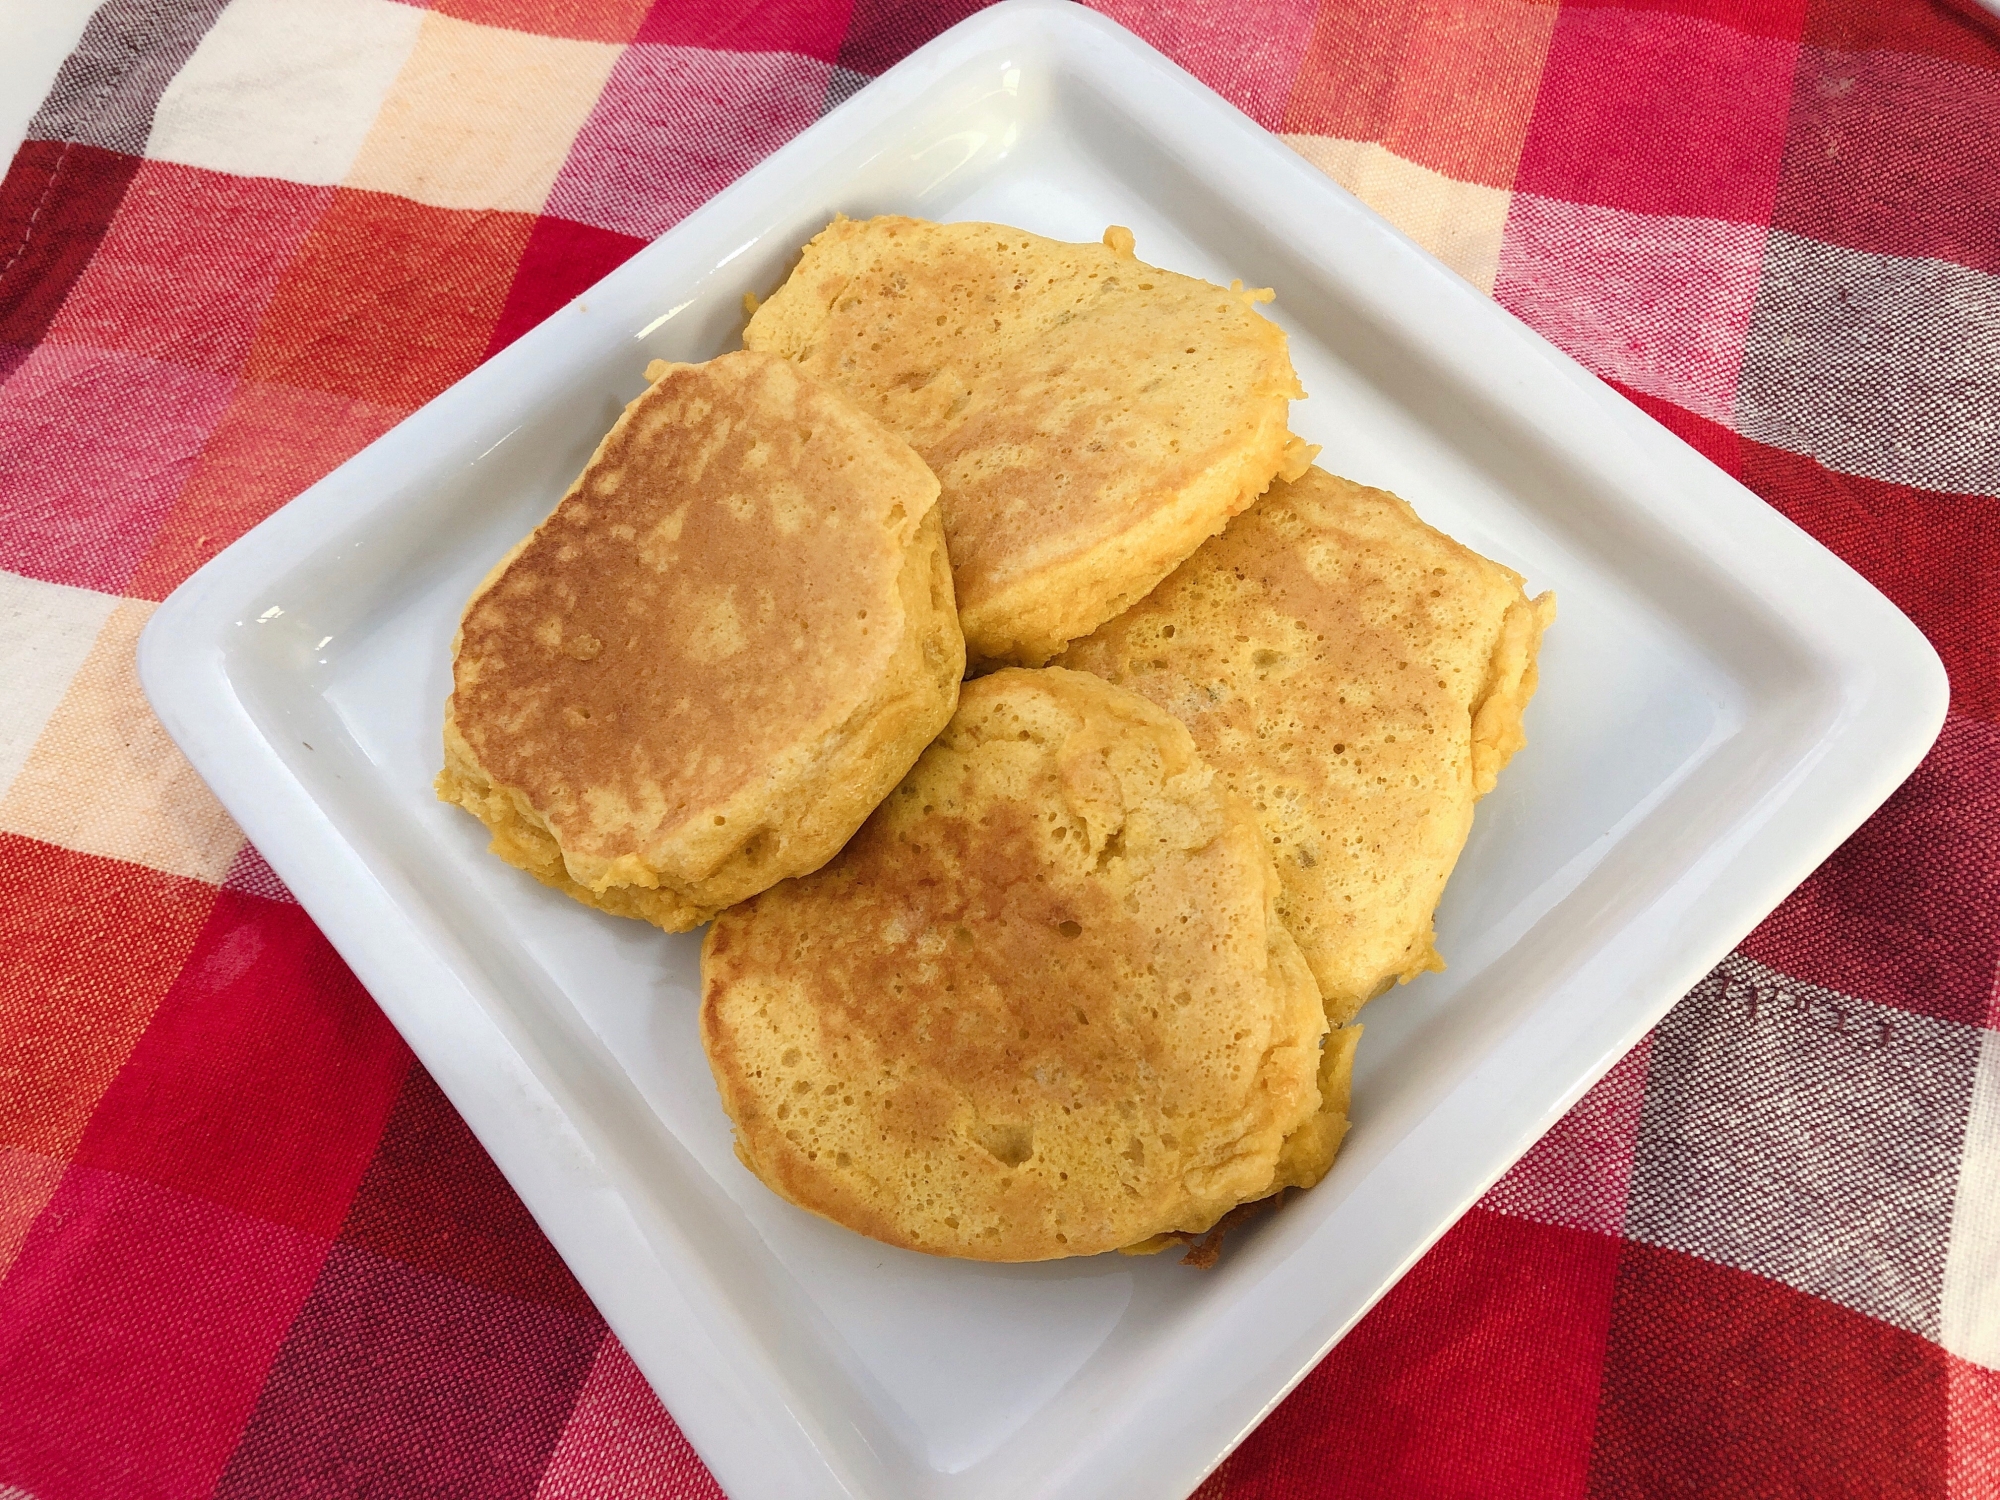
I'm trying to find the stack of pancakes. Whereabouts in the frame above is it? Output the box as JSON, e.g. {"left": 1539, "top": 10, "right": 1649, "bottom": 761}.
{"left": 440, "top": 217, "right": 1553, "bottom": 1263}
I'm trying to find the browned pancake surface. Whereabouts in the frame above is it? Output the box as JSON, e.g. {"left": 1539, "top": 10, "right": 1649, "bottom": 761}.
{"left": 440, "top": 349, "right": 963, "bottom": 926}
{"left": 1060, "top": 466, "right": 1553, "bottom": 1023}
{"left": 745, "top": 216, "right": 1311, "bottom": 666}
{"left": 701, "top": 667, "right": 1327, "bottom": 1260}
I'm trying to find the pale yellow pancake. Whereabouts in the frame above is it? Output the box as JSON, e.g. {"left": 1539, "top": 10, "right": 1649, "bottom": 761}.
{"left": 700, "top": 667, "right": 1333, "bottom": 1261}
{"left": 438, "top": 349, "right": 964, "bottom": 930}
{"left": 744, "top": 216, "right": 1314, "bottom": 668}
{"left": 1060, "top": 466, "right": 1554, "bottom": 1026}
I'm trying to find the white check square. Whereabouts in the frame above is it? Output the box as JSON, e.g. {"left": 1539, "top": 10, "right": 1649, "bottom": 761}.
{"left": 146, "top": 0, "right": 424, "bottom": 187}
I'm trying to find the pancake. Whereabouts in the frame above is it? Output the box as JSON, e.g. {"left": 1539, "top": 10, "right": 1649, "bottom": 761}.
{"left": 743, "top": 216, "right": 1315, "bottom": 669}
{"left": 1059, "top": 466, "right": 1554, "bottom": 1028}
{"left": 437, "top": 349, "right": 965, "bottom": 930}
{"left": 700, "top": 667, "right": 1333, "bottom": 1261}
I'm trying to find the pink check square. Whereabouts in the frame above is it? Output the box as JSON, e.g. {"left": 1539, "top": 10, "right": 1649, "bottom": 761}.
{"left": 546, "top": 43, "right": 828, "bottom": 241}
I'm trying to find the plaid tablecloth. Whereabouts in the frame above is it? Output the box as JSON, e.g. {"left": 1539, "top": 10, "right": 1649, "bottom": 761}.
{"left": 1, "top": 0, "right": 1996, "bottom": 1495}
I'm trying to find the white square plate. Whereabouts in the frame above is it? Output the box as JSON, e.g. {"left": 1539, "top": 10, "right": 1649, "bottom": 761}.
{"left": 139, "top": 5, "right": 1947, "bottom": 1497}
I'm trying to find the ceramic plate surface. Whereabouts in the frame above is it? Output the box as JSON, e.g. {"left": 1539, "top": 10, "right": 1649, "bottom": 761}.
{"left": 139, "top": 5, "right": 1948, "bottom": 1497}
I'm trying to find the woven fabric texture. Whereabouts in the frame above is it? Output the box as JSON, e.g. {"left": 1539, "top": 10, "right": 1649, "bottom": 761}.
{"left": 1, "top": 0, "right": 1997, "bottom": 1495}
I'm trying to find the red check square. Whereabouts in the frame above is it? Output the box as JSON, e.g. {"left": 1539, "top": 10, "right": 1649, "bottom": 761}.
{"left": 72, "top": 890, "right": 412, "bottom": 1238}
{"left": 1607, "top": 377, "right": 1746, "bottom": 476}
{"left": 242, "top": 187, "right": 533, "bottom": 411}
{"left": 0, "top": 835, "right": 218, "bottom": 1162}
{"left": 42, "top": 162, "right": 331, "bottom": 377}
{"left": 1592, "top": 1244, "right": 1950, "bottom": 1494}
{"left": 485, "top": 213, "right": 645, "bottom": 355}
{"left": 1555, "top": 0, "right": 1804, "bottom": 40}
{"left": 1513, "top": 4, "right": 1798, "bottom": 223}
{"left": 1952, "top": 1355, "right": 2000, "bottom": 1499}
{"left": 1222, "top": 1208, "right": 1618, "bottom": 1498}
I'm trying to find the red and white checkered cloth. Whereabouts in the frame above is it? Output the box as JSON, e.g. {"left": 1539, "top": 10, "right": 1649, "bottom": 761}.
{"left": 1, "top": 0, "right": 1996, "bottom": 1495}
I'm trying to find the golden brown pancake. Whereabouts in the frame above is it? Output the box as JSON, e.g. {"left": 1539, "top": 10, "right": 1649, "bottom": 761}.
{"left": 1060, "top": 466, "right": 1554, "bottom": 1027}
{"left": 700, "top": 667, "right": 1333, "bottom": 1261}
{"left": 438, "top": 349, "right": 964, "bottom": 930}
{"left": 744, "top": 216, "right": 1315, "bottom": 668}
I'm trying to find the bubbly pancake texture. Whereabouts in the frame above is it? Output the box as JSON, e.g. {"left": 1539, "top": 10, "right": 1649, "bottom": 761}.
{"left": 1060, "top": 467, "right": 1554, "bottom": 1027}
{"left": 438, "top": 350, "right": 964, "bottom": 930}
{"left": 700, "top": 667, "right": 1331, "bottom": 1261}
{"left": 744, "top": 216, "right": 1314, "bottom": 668}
